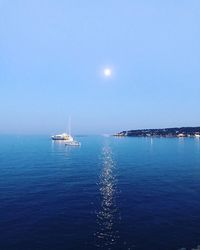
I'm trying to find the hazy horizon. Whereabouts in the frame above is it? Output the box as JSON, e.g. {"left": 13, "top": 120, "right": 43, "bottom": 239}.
{"left": 1, "top": 0, "right": 200, "bottom": 134}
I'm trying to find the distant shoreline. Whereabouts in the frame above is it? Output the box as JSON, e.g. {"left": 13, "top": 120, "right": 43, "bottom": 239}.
{"left": 114, "top": 127, "right": 200, "bottom": 138}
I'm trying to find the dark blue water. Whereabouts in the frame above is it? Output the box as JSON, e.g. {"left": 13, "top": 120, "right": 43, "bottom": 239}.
{"left": 1, "top": 135, "right": 200, "bottom": 250}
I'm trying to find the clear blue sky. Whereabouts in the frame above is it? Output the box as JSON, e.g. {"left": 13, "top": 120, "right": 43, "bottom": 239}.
{"left": 0, "top": 0, "right": 199, "bottom": 134}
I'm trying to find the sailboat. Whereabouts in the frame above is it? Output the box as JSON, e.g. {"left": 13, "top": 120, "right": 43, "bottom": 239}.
{"left": 51, "top": 118, "right": 81, "bottom": 146}
{"left": 51, "top": 133, "right": 73, "bottom": 141}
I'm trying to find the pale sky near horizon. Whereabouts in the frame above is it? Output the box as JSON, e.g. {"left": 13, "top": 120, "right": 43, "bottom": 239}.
{"left": 0, "top": 0, "right": 200, "bottom": 134}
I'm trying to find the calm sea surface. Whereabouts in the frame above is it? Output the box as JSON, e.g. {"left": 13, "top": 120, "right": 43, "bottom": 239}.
{"left": 1, "top": 135, "right": 200, "bottom": 250}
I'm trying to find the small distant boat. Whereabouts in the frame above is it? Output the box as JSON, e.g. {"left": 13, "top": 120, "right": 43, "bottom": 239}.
{"left": 65, "top": 141, "right": 81, "bottom": 146}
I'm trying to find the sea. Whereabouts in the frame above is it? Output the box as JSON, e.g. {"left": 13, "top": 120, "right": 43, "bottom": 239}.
{"left": 1, "top": 135, "right": 200, "bottom": 250}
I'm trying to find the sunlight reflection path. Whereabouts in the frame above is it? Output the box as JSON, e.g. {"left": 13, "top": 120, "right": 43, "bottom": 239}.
{"left": 95, "top": 143, "right": 120, "bottom": 249}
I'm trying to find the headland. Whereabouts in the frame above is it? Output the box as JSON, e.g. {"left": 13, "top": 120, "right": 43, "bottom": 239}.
{"left": 114, "top": 127, "right": 200, "bottom": 138}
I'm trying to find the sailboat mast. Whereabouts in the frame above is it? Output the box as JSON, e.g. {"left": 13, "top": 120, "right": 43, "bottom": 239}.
{"left": 68, "top": 117, "right": 71, "bottom": 135}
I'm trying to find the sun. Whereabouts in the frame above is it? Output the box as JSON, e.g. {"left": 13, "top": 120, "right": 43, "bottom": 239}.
{"left": 103, "top": 68, "right": 112, "bottom": 77}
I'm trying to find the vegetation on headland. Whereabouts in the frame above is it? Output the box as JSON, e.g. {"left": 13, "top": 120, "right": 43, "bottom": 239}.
{"left": 114, "top": 127, "right": 200, "bottom": 138}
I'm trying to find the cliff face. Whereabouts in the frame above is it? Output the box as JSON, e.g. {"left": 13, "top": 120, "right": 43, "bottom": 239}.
{"left": 115, "top": 127, "right": 200, "bottom": 137}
